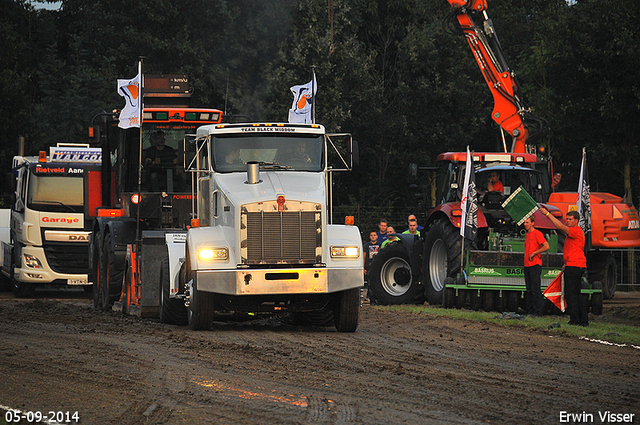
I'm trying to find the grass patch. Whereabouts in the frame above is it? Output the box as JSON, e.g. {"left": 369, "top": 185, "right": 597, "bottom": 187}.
{"left": 377, "top": 304, "right": 640, "bottom": 347}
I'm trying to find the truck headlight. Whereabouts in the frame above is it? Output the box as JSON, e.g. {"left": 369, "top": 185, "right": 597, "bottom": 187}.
{"left": 330, "top": 246, "right": 360, "bottom": 258}
{"left": 198, "top": 247, "right": 229, "bottom": 261}
{"left": 23, "top": 254, "right": 43, "bottom": 269}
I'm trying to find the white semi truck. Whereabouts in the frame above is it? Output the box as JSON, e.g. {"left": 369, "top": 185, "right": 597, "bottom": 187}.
{"left": 1, "top": 144, "right": 102, "bottom": 296}
{"left": 99, "top": 121, "right": 364, "bottom": 331}
{"left": 179, "top": 123, "right": 363, "bottom": 330}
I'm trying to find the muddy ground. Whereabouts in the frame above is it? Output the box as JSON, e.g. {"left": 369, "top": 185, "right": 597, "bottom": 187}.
{"left": 0, "top": 290, "right": 638, "bottom": 425}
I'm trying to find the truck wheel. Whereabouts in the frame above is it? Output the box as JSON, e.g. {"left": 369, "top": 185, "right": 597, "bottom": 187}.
{"left": 423, "top": 218, "right": 462, "bottom": 305}
{"left": 187, "top": 270, "right": 215, "bottom": 331}
{"left": 333, "top": 287, "right": 360, "bottom": 332}
{"left": 159, "top": 256, "right": 188, "bottom": 325}
{"left": 589, "top": 252, "right": 616, "bottom": 300}
{"left": 92, "top": 232, "right": 103, "bottom": 309}
{"left": 368, "top": 244, "right": 423, "bottom": 305}
{"left": 0, "top": 273, "right": 11, "bottom": 292}
{"left": 590, "top": 281, "right": 603, "bottom": 315}
{"left": 101, "top": 232, "right": 124, "bottom": 310}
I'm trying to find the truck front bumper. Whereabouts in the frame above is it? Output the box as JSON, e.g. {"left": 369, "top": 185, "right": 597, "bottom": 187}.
{"left": 15, "top": 246, "right": 89, "bottom": 286}
{"left": 196, "top": 267, "right": 363, "bottom": 295}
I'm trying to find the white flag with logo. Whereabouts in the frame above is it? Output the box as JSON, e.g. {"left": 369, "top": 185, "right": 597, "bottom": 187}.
{"left": 117, "top": 73, "right": 141, "bottom": 129}
{"left": 288, "top": 75, "right": 316, "bottom": 124}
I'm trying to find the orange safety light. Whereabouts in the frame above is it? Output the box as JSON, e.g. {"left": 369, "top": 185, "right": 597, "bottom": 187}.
{"left": 38, "top": 151, "right": 47, "bottom": 162}
{"left": 277, "top": 195, "right": 285, "bottom": 212}
{"left": 88, "top": 127, "right": 94, "bottom": 138}
{"left": 345, "top": 216, "right": 355, "bottom": 225}
{"left": 191, "top": 218, "right": 201, "bottom": 228}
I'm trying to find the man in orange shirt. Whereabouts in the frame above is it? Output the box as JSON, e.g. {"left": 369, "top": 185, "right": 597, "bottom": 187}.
{"left": 488, "top": 171, "right": 504, "bottom": 193}
{"left": 524, "top": 216, "right": 550, "bottom": 316}
{"left": 540, "top": 208, "right": 588, "bottom": 326}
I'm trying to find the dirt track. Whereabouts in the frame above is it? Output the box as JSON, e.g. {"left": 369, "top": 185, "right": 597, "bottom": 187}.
{"left": 0, "top": 290, "right": 638, "bottom": 425}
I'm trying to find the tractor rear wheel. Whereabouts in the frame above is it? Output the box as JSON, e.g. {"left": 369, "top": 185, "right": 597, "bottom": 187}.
{"left": 422, "top": 218, "right": 462, "bottom": 305}
{"left": 368, "top": 244, "right": 424, "bottom": 305}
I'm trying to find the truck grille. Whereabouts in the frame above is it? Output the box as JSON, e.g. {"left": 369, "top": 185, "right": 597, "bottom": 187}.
{"left": 43, "top": 243, "right": 90, "bottom": 274}
{"left": 242, "top": 210, "right": 321, "bottom": 265}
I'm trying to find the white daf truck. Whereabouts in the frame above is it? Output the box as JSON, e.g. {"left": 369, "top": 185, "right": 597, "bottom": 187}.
{"left": 155, "top": 123, "right": 363, "bottom": 331}
{"left": 1, "top": 144, "right": 102, "bottom": 296}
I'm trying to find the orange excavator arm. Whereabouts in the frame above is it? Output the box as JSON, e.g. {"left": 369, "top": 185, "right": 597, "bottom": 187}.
{"left": 444, "top": 0, "right": 547, "bottom": 153}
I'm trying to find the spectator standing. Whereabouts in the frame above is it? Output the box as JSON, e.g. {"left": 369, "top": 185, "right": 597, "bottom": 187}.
{"left": 540, "top": 208, "right": 588, "bottom": 326}
{"left": 363, "top": 231, "right": 380, "bottom": 305}
{"left": 406, "top": 214, "right": 424, "bottom": 232}
{"left": 381, "top": 226, "right": 398, "bottom": 248}
{"left": 376, "top": 220, "right": 389, "bottom": 245}
{"left": 523, "top": 216, "right": 549, "bottom": 316}
{"left": 403, "top": 220, "right": 421, "bottom": 237}
{"left": 363, "top": 231, "right": 380, "bottom": 278}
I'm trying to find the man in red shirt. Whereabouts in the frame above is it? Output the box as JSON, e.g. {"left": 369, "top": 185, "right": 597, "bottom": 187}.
{"left": 524, "top": 216, "right": 550, "bottom": 316}
{"left": 540, "top": 208, "right": 588, "bottom": 326}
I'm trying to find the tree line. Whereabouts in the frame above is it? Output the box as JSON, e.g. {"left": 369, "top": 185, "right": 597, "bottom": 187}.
{"left": 1, "top": 0, "right": 639, "bottom": 234}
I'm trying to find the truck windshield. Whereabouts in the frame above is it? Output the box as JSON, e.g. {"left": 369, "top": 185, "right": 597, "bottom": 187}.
{"left": 27, "top": 175, "right": 83, "bottom": 212}
{"left": 212, "top": 134, "right": 324, "bottom": 172}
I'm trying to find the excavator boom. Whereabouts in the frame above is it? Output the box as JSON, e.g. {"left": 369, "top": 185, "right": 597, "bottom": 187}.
{"left": 445, "top": 0, "right": 546, "bottom": 153}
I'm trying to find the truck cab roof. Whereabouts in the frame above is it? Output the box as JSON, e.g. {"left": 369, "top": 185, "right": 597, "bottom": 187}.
{"left": 196, "top": 123, "right": 326, "bottom": 137}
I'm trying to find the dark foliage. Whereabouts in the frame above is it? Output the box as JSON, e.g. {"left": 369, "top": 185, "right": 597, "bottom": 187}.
{"left": 1, "top": 0, "right": 638, "bottom": 236}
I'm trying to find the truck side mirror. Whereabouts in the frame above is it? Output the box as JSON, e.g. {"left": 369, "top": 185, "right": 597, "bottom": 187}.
{"left": 5, "top": 172, "right": 16, "bottom": 194}
{"left": 350, "top": 140, "right": 359, "bottom": 166}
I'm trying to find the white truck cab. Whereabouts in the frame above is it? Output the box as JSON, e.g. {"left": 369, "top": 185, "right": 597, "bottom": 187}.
{"left": 161, "top": 123, "right": 364, "bottom": 331}
{"left": 2, "top": 144, "right": 101, "bottom": 296}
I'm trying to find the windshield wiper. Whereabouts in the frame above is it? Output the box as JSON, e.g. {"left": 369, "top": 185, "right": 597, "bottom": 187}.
{"left": 31, "top": 200, "right": 80, "bottom": 213}
{"left": 259, "top": 162, "right": 292, "bottom": 170}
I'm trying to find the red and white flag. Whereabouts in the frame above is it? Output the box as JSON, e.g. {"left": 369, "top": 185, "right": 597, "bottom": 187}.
{"left": 543, "top": 272, "right": 566, "bottom": 312}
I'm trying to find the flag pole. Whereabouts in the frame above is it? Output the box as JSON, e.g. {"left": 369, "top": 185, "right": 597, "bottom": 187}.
{"left": 137, "top": 58, "right": 144, "bottom": 193}
{"left": 460, "top": 233, "right": 465, "bottom": 273}
{"left": 136, "top": 58, "right": 144, "bottom": 242}
{"left": 311, "top": 66, "right": 316, "bottom": 124}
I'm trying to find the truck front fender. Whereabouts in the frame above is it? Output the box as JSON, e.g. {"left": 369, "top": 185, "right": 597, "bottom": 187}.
{"left": 186, "top": 225, "right": 235, "bottom": 271}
